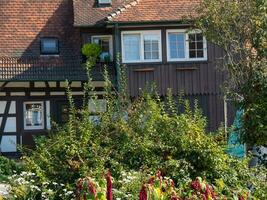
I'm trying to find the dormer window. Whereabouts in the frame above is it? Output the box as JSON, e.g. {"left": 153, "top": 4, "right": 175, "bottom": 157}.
{"left": 40, "top": 38, "right": 59, "bottom": 55}
{"left": 98, "top": 0, "right": 111, "bottom": 6}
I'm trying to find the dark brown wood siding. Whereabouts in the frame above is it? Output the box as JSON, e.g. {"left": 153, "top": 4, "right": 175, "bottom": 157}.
{"left": 80, "top": 26, "right": 235, "bottom": 131}
{"left": 126, "top": 42, "right": 225, "bottom": 97}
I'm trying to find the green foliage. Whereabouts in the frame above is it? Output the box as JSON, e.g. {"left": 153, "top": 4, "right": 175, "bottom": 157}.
{"left": 82, "top": 43, "right": 101, "bottom": 61}
{"left": 19, "top": 87, "right": 267, "bottom": 199}
{"left": 0, "top": 156, "right": 23, "bottom": 182}
{"left": 113, "top": 170, "right": 147, "bottom": 200}
{"left": 240, "top": 69, "right": 267, "bottom": 146}
{"left": 197, "top": 0, "right": 267, "bottom": 146}
{"left": 14, "top": 60, "right": 267, "bottom": 199}
{"left": 8, "top": 171, "right": 74, "bottom": 200}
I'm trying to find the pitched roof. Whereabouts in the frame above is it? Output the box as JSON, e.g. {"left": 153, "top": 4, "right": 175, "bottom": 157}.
{"left": 0, "top": 0, "right": 81, "bottom": 58}
{"left": 0, "top": 58, "right": 115, "bottom": 81}
{"left": 73, "top": 0, "right": 201, "bottom": 27}
{"left": 73, "top": 0, "right": 134, "bottom": 26}
{"left": 108, "top": 0, "right": 201, "bottom": 23}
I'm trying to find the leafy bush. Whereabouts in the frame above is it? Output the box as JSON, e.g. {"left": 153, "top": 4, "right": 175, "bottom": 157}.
{"left": 0, "top": 156, "right": 23, "bottom": 182}
{"left": 19, "top": 88, "right": 267, "bottom": 199}
{"left": 14, "top": 62, "right": 267, "bottom": 199}
{"left": 82, "top": 43, "right": 102, "bottom": 65}
{"left": 8, "top": 171, "right": 74, "bottom": 200}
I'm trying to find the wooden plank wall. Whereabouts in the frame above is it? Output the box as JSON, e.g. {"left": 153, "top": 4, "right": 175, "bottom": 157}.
{"left": 126, "top": 42, "right": 232, "bottom": 131}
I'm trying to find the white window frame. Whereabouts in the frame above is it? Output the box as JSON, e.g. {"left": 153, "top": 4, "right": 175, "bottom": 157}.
{"left": 166, "top": 29, "right": 207, "bottom": 62}
{"left": 91, "top": 35, "right": 113, "bottom": 61}
{"left": 121, "top": 30, "right": 162, "bottom": 63}
{"left": 99, "top": 0, "right": 111, "bottom": 4}
{"left": 23, "top": 101, "right": 44, "bottom": 130}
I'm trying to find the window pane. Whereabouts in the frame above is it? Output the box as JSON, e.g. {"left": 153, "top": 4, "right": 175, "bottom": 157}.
{"left": 189, "top": 42, "right": 196, "bottom": 50}
{"left": 92, "top": 36, "right": 111, "bottom": 61}
{"left": 189, "top": 34, "right": 195, "bottom": 42}
{"left": 123, "top": 34, "right": 140, "bottom": 61}
{"left": 197, "top": 50, "right": 204, "bottom": 58}
{"left": 152, "top": 42, "right": 158, "bottom": 51}
{"left": 189, "top": 33, "right": 204, "bottom": 59}
{"left": 196, "top": 33, "right": 203, "bottom": 41}
{"left": 144, "top": 34, "right": 160, "bottom": 60}
{"left": 177, "top": 50, "right": 185, "bottom": 58}
{"left": 144, "top": 52, "right": 151, "bottom": 60}
{"left": 168, "top": 33, "right": 185, "bottom": 59}
{"left": 41, "top": 38, "right": 58, "bottom": 54}
{"left": 152, "top": 52, "right": 159, "bottom": 59}
{"left": 144, "top": 42, "right": 150, "bottom": 52}
{"left": 25, "top": 103, "right": 43, "bottom": 127}
{"left": 189, "top": 50, "right": 196, "bottom": 58}
{"left": 197, "top": 42, "right": 203, "bottom": 49}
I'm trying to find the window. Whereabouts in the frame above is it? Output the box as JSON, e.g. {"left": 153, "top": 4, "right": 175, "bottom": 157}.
{"left": 40, "top": 38, "right": 59, "bottom": 55}
{"left": 24, "top": 102, "right": 44, "bottom": 130}
{"left": 89, "top": 99, "right": 107, "bottom": 114}
{"left": 92, "top": 35, "right": 113, "bottom": 61}
{"left": 188, "top": 33, "right": 205, "bottom": 59}
{"left": 99, "top": 0, "right": 111, "bottom": 4}
{"left": 167, "top": 30, "right": 207, "bottom": 61}
{"left": 121, "top": 30, "right": 162, "bottom": 63}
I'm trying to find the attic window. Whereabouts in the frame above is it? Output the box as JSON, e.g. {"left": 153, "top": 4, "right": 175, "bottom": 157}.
{"left": 98, "top": 0, "right": 111, "bottom": 6}
{"left": 40, "top": 38, "right": 59, "bottom": 55}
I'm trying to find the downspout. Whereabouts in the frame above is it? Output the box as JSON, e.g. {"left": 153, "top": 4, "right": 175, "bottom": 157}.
{"left": 114, "top": 23, "right": 121, "bottom": 91}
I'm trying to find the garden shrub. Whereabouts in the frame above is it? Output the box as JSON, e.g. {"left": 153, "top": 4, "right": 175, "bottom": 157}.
{"left": 12, "top": 63, "right": 267, "bottom": 199}
{"left": 0, "top": 156, "right": 23, "bottom": 182}
{"left": 8, "top": 171, "right": 74, "bottom": 200}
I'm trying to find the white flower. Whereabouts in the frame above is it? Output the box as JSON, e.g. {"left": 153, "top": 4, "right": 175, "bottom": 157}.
{"left": 65, "top": 191, "right": 74, "bottom": 195}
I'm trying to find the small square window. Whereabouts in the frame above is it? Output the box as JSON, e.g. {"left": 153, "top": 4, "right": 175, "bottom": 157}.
{"left": 92, "top": 35, "right": 113, "bottom": 62}
{"left": 24, "top": 102, "right": 44, "bottom": 130}
{"left": 188, "top": 33, "right": 205, "bottom": 59}
{"left": 121, "top": 30, "right": 162, "bottom": 63}
{"left": 167, "top": 30, "right": 207, "bottom": 61}
{"left": 99, "top": 0, "right": 111, "bottom": 4}
{"left": 40, "top": 38, "right": 59, "bottom": 55}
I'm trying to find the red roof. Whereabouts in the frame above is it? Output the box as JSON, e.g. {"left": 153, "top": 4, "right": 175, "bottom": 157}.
{"left": 73, "top": 0, "right": 133, "bottom": 26}
{"left": 108, "top": 0, "right": 201, "bottom": 23}
{"left": 73, "top": 0, "right": 201, "bottom": 26}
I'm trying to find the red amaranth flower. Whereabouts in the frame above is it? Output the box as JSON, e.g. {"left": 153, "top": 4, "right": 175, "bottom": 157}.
{"left": 139, "top": 184, "right": 148, "bottom": 200}
{"left": 88, "top": 181, "right": 97, "bottom": 197}
{"left": 191, "top": 180, "right": 201, "bottom": 191}
{"left": 106, "top": 170, "right": 113, "bottom": 200}
{"left": 238, "top": 195, "right": 246, "bottom": 200}
{"left": 156, "top": 170, "right": 161, "bottom": 178}
{"left": 148, "top": 177, "right": 155, "bottom": 184}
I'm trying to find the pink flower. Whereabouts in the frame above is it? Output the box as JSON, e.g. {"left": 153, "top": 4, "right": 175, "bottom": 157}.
{"left": 139, "top": 184, "right": 148, "bottom": 200}
{"left": 106, "top": 170, "right": 112, "bottom": 200}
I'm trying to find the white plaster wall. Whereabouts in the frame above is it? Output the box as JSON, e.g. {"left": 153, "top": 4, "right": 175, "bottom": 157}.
{"left": 4, "top": 117, "right": 17, "bottom": 133}
{"left": 0, "top": 135, "right": 17, "bottom": 152}
{"left": 9, "top": 101, "right": 16, "bottom": 114}
{"left": 46, "top": 101, "right": 51, "bottom": 130}
{"left": 0, "top": 101, "right": 7, "bottom": 114}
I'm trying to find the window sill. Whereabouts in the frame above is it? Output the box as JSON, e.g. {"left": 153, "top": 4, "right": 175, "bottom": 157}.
{"left": 40, "top": 54, "right": 60, "bottom": 58}
{"left": 24, "top": 127, "right": 44, "bottom": 131}
{"left": 166, "top": 60, "right": 209, "bottom": 64}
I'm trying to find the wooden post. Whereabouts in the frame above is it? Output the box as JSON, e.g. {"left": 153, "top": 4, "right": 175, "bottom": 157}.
{"left": 114, "top": 23, "right": 121, "bottom": 91}
{"left": 223, "top": 95, "right": 228, "bottom": 138}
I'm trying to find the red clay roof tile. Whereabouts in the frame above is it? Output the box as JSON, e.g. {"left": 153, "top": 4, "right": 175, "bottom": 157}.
{"left": 74, "top": 0, "right": 201, "bottom": 26}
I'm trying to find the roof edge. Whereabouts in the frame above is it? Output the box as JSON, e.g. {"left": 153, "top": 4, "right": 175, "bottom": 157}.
{"left": 106, "top": 0, "right": 141, "bottom": 22}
